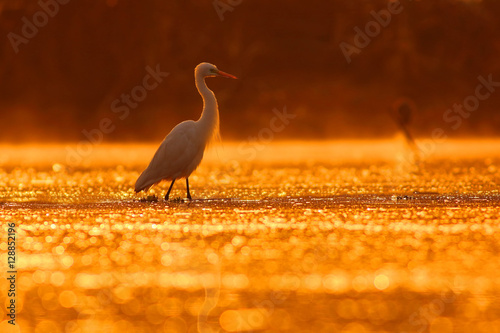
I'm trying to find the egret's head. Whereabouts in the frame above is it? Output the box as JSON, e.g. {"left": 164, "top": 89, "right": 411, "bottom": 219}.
{"left": 196, "top": 62, "right": 237, "bottom": 79}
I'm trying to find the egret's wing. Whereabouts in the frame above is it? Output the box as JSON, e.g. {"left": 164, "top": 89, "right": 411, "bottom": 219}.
{"left": 135, "top": 121, "right": 200, "bottom": 192}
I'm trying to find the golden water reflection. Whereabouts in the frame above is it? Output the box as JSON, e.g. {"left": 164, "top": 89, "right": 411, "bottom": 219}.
{"left": 1, "top": 140, "right": 500, "bottom": 332}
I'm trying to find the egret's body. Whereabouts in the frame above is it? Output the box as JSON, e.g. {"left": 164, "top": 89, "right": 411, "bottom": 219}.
{"left": 135, "top": 62, "right": 236, "bottom": 200}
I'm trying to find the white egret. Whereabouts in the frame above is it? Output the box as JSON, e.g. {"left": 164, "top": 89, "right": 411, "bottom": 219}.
{"left": 135, "top": 62, "right": 237, "bottom": 200}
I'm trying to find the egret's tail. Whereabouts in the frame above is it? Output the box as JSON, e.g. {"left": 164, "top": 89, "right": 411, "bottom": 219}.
{"left": 135, "top": 170, "right": 155, "bottom": 193}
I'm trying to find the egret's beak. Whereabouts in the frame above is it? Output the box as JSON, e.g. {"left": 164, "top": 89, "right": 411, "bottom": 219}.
{"left": 217, "top": 70, "right": 237, "bottom": 79}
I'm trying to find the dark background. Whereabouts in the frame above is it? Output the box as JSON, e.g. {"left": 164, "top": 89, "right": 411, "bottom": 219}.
{"left": 1, "top": 0, "right": 499, "bottom": 142}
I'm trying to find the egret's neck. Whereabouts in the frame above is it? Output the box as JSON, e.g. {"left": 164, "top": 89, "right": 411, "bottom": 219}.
{"left": 195, "top": 74, "right": 219, "bottom": 142}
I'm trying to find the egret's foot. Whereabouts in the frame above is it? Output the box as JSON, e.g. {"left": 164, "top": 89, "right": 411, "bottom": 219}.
{"left": 187, "top": 194, "right": 192, "bottom": 201}
{"left": 139, "top": 195, "right": 158, "bottom": 202}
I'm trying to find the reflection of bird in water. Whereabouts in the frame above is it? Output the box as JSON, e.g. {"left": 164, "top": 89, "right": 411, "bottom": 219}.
{"left": 390, "top": 98, "right": 421, "bottom": 160}
{"left": 135, "top": 62, "right": 237, "bottom": 201}
{"left": 198, "top": 258, "right": 221, "bottom": 333}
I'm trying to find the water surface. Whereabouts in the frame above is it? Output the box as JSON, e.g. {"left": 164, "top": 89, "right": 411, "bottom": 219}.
{"left": 1, "top": 140, "right": 500, "bottom": 332}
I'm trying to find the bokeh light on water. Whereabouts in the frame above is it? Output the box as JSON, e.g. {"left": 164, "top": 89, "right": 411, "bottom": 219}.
{"left": 1, "top": 140, "right": 500, "bottom": 332}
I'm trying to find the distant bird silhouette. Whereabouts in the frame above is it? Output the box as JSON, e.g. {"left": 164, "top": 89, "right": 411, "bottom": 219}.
{"left": 391, "top": 98, "right": 419, "bottom": 155}
{"left": 135, "top": 62, "right": 237, "bottom": 200}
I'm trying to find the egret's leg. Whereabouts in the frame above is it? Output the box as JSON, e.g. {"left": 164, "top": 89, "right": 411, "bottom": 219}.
{"left": 165, "top": 179, "right": 176, "bottom": 201}
{"left": 186, "top": 178, "right": 192, "bottom": 200}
